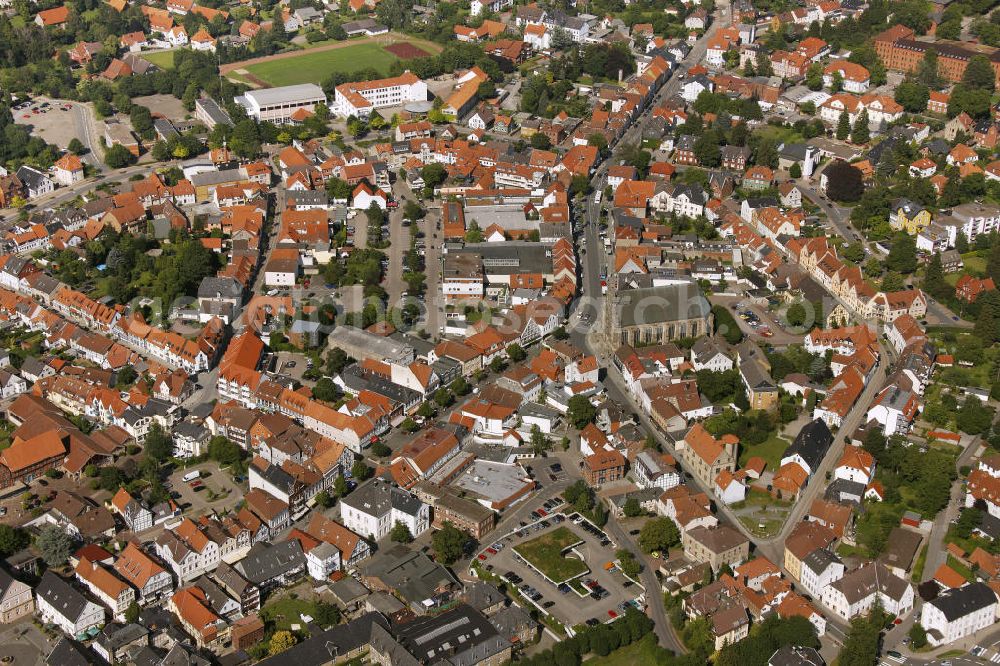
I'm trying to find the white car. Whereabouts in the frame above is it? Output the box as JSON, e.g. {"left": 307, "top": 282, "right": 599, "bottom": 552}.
{"left": 593, "top": 191, "right": 602, "bottom": 204}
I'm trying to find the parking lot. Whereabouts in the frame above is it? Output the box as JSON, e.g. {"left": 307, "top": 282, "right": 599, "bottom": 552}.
{"left": 167, "top": 462, "right": 244, "bottom": 515}
{"left": 478, "top": 500, "right": 645, "bottom": 630}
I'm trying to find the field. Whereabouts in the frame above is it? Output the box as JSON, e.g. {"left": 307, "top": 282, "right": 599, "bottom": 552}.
{"left": 238, "top": 38, "right": 439, "bottom": 87}
{"left": 514, "top": 526, "right": 588, "bottom": 582}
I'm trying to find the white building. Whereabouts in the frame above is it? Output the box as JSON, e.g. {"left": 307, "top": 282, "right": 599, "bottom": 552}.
{"left": 821, "top": 563, "right": 913, "bottom": 621}
{"left": 471, "top": 0, "right": 511, "bottom": 13}
{"left": 339, "top": 478, "right": 430, "bottom": 541}
{"left": 154, "top": 519, "right": 222, "bottom": 583}
{"left": 35, "top": 572, "right": 105, "bottom": 638}
{"left": 920, "top": 583, "right": 998, "bottom": 647}
{"left": 800, "top": 549, "right": 845, "bottom": 600}
{"left": 333, "top": 72, "right": 427, "bottom": 118}
{"left": 690, "top": 338, "right": 734, "bottom": 372}
{"left": 235, "top": 84, "right": 327, "bottom": 124}
{"left": 306, "top": 542, "right": 342, "bottom": 581}
{"left": 632, "top": 450, "right": 681, "bottom": 491}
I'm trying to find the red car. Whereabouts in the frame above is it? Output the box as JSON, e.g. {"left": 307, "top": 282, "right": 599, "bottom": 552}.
{"left": 607, "top": 610, "right": 617, "bottom": 619}
{"left": 486, "top": 547, "right": 497, "bottom": 555}
{"left": 477, "top": 554, "right": 487, "bottom": 561}
{"left": 537, "top": 508, "right": 548, "bottom": 517}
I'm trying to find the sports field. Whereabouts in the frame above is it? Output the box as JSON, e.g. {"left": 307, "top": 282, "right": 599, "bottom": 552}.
{"left": 240, "top": 39, "right": 436, "bottom": 86}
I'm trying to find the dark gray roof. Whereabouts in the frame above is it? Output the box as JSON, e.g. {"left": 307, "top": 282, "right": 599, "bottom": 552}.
{"left": 197, "top": 276, "right": 243, "bottom": 300}
{"left": 94, "top": 622, "right": 149, "bottom": 654}
{"left": 783, "top": 419, "right": 833, "bottom": 472}
{"left": 928, "top": 582, "right": 997, "bottom": 622}
{"left": 802, "top": 548, "right": 841, "bottom": 575}
{"left": 257, "top": 613, "right": 389, "bottom": 666}
{"left": 15, "top": 165, "right": 50, "bottom": 190}
{"left": 614, "top": 282, "right": 711, "bottom": 328}
{"left": 36, "top": 571, "right": 97, "bottom": 624}
{"left": 829, "top": 563, "right": 910, "bottom": 605}
{"left": 463, "top": 581, "right": 505, "bottom": 613}
{"left": 341, "top": 478, "right": 425, "bottom": 519}
{"left": 358, "top": 544, "right": 457, "bottom": 606}
{"left": 234, "top": 541, "right": 305, "bottom": 585}
{"left": 45, "top": 638, "right": 91, "bottom": 666}
{"left": 489, "top": 604, "right": 537, "bottom": 642}
{"left": 394, "top": 604, "right": 512, "bottom": 666}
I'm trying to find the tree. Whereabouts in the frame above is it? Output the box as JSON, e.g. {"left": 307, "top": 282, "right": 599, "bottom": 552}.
{"left": 617, "top": 549, "right": 642, "bottom": 578}
{"left": 269, "top": 631, "right": 297, "bottom": 656}
{"left": 638, "top": 517, "right": 680, "bottom": 553}
{"left": 465, "top": 220, "right": 484, "bottom": 243}
{"left": 507, "top": 343, "right": 526, "bottom": 362}
{"left": 333, "top": 474, "right": 348, "bottom": 498}
{"left": 313, "top": 601, "right": 340, "bottom": 628}
{"left": 390, "top": 521, "right": 413, "bottom": 543}
{"left": 825, "top": 160, "right": 864, "bottom": 202}
{"left": 908, "top": 623, "right": 927, "bottom": 649}
{"left": 917, "top": 49, "right": 942, "bottom": 88}
{"left": 230, "top": 119, "right": 261, "bottom": 157}
{"left": 432, "top": 522, "right": 470, "bottom": 565}
{"left": 567, "top": 395, "right": 597, "bottom": 429}
{"left": 964, "top": 54, "right": 997, "bottom": 92}
{"left": 530, "top": 133, "right": 551, "bottom": 150}
{"left": 588, "top": 132, "right": 608, "bottom": 153}
{"left": 529, "top": 425, "right": 550, "bottom": 456}
{"left": 312, "top": 377, "right": 339, "bottom": 402}
{"left": 116, "top": 366, "right": 137, "bottom": 387}
{"left": 125, "top": 601, "right": 140, "bottom": 624}
{"left": 896, "top": 81, "right": 930, "bottom": 112}
{"left": 789, "top": 162, "right": 802, "bottom": 179}
{"left": 836, "top": 110, "right": 851, "bottom": 140}
{"left": 144, "top": 422, "right": 173, "bottom": 461}
{"left": 806, "top": 62, "right": 824, "bottom": 90}
{"left": 837, "top": 613, "right": 882, "bottom": 666}
{"left": 68, "top": 138, "right": 86, "bottom": 155}
{"left": 851, "top": 110, "right": 870, "bottom": 144}
{"left": 693, "top": 130, "right": 722, "bottom": 167}
{"left": 352, "top": 460, "right": 373, "bottom": 481}
{"left": 37, "top": 524, "right": 73, "bottom": 566}
{"left": 326, "top": 348, "right": 351, "bottom": 375}
{"left": 421, "top": 163, "right": 448, "bottom": 189}
{"left": 622, "top": 497, "right": 644, "bottom": 517}
{"left": 886, "top": 233, "right": 917, "bottom": 274}
{"left": 0, "top": 525, "right": 29, "bottom": 557}
{"left": 314, "top": 490, "right": 333, "bottom": 508}
{"left": 104, "top": 144, "right": 135, "bottom": 169}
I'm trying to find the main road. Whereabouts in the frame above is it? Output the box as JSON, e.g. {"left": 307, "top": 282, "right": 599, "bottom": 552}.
{"left": 564, "top": 0, "right": 733, "bottom": 654}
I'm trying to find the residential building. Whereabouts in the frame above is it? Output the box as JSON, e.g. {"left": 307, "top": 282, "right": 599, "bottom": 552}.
{"left": 920, "top": 582, "right": 998, "bottom": 647}
{"left": 339, "top": 478, "right": 430, "bottom": 541}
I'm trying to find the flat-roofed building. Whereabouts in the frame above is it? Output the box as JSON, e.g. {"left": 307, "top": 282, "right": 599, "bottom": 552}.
{"left": 235, "top": 84, "right": 327, "bottom": 124}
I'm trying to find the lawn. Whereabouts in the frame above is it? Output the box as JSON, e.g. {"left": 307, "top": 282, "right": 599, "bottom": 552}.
{"left": 738, "top": 432, "right": 790, "bottom": 470}
{"left": 514, "top": 526, "right": 588, "bottom": 583}
{"left": 260, "top": 596, "right": 326, "bottom": 632}
{"left": 245, "top": 41, "right": 417, "bottom": 86}
{"left": 142, "top": 50, "right": 179, "bottom": 70}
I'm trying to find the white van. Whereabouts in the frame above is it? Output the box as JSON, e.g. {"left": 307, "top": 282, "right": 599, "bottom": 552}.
{"left": 182, "top": 470, "right": 201, "bottom": 483}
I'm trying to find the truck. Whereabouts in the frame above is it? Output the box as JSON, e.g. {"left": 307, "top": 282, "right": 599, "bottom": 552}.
{"left": 182, "top": 470, "right": 201, "bottom": 483}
